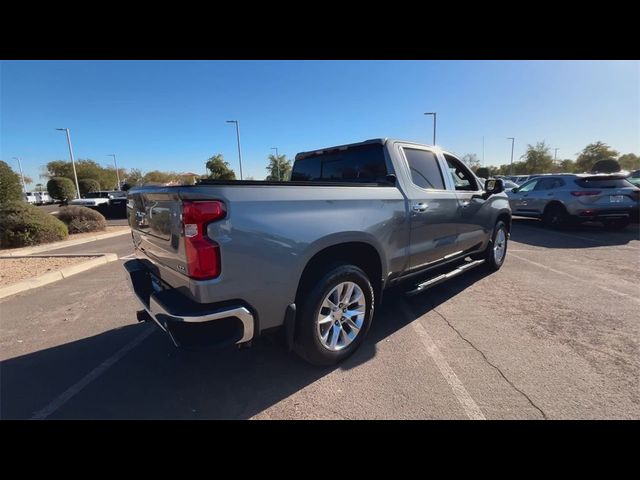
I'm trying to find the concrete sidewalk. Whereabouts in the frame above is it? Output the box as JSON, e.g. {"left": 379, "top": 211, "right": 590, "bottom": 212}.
{"left": 1, "top": 228, "right": 130, "bottom": 257}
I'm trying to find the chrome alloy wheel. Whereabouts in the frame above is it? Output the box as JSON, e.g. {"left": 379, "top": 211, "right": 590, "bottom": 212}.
{"left": 316, "top": 281, "right": 366, "bottom": 351}
{"left": 493, "top": 227, "right": 507, "bottom": 264}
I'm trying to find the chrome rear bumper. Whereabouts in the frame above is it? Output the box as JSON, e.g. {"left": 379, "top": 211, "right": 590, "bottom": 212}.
{"left": 124, "top": 259, "right": 254, "bottom": 347}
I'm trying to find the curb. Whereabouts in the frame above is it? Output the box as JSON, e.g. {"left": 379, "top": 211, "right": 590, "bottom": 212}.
{"left": 1, "top": 229, "right": 130, "bottom": 257}
{"left": 0, "top": 253, "right": 119, "bottom": 300}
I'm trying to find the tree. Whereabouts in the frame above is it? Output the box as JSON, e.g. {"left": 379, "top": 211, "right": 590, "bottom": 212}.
{"left": 462, "top": 153, "right": 481, "bottom": 171}
{"left": 205, "top": 154, "right": 236, "bottom": 180}
{"left": 78, "top": 178, "right": 101, "bottom": 196}
{"left": 0, "top": 160, "right": 23, "bottom": 204}
{"left": 125, "top": 168, "right": 144, "bottom": 187}
{"left": 265, "top": 154, "right": 292, "bottom": 181}
{"left": 618, "top": 153, "right": 640, "bottom": 171}
{"left": 591, "top": 159, "right": 620, "bottom": 173}
{"left": 45, "top": 158, "right": 124, "bottom": 190}
{"left": 23, "top": 175, "right": 33, "bottom": 186}
{"left": 559, "top": 159, "right": 576, "bottom": 173}
{"left": 575, "top": 142, "right": 619, "bottom": 173}
{"left": 47, "top": 177, "right": 76, "bottom": 202}
{"left": 142, "top": 170, "right": 179, "bottom": 185}
{"left": 522, "top": 142, "right": 554, "bottom": 174}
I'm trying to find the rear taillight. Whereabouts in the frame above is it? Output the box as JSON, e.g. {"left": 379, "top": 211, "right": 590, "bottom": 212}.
{"left": 182, "top": 200, "right": 226, "bottom": 279}
{"left": 571, "top": 190, "right": 601, "bottom": 196}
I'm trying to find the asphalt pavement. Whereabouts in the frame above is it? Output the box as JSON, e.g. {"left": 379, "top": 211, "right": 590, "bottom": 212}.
{"left": 1, "top": 219, "right": 638, "bottom": 419}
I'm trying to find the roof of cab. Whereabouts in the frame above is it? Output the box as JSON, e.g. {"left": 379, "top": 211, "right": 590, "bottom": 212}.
{"left": 294, "top": 138, "right": 439, "bottom": 161}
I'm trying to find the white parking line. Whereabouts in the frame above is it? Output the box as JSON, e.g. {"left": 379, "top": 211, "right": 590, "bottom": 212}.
{"left": 119, "top": 254, "right": 136, "bottom": 260}
{"left": 509, "top": 252, "right": 640, "bottom": 304}
{"left": 400, "top": 300, "right": 486, "bottom": 420}
{"left": 30, "top": 326, "right": 155, "bottom": 420}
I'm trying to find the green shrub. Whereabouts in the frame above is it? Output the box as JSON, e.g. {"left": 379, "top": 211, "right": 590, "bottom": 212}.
{"left": 57, "top": 206, "right": 107, "bottom": 234}
{"left": 78, "top": 178, "right": 101, "bottom": 197}
{"left": 47, "top": 177, "right": 76, "bottom": 202}
{"left": 0, "top": 160, "right": 23, "bottom": 204}
{"left": 0, "top": 201, "right": 68, "bottom": 248}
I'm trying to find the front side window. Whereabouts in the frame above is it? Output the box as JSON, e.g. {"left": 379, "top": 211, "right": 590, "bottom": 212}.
{"left": 444, "top": 154, "right": 478, "bottom": 191}
{"left": 403, "top": 148, "right": 445, "bottom": 190}
{"left": 518, "top": 179, "right": 539, "bottom": 193}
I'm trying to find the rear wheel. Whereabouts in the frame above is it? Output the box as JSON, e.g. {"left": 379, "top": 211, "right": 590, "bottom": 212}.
{"left": 603, "top": 218, "right": 630, "bottom": 230}
{"left": 294, "top": 264, "right": 374, "bottom": 366}
{"left": 542, "top": 204, "right": 568, "bottom": 229}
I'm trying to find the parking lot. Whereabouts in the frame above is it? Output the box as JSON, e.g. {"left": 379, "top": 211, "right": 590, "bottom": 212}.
{"left": 1, "top": 218, "right": 638, "bottom": 419}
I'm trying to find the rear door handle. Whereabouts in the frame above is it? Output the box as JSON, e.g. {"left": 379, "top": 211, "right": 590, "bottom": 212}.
{"left": 412, "top": 202, "right": 428, "bottom": 212}
{"left": 461, "top": 201, "right": 471, "bottom": 208}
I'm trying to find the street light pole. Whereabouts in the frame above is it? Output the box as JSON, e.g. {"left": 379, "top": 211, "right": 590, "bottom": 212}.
{"left": 12, "top": 157, "right": 26, "bottom": 192}
{"left": 226, "top": 120, "right": 244, "bottom": 180}
{"left": 56, "top": 128, "right": 80, "bottom": 199}
{"left": 507, "top": 137, "right": 515, "bottom": 176}
{"left": 107, "top": 154, "right": 121, "bottom": 190}
{"left": 553, "top": 148, "right": 559, "bottom": 162}
{"left": 424, "top": 112, "right": 437, "bottom": 145}
{"left": 271, "top": 147, "right": 280, "bottom": 181}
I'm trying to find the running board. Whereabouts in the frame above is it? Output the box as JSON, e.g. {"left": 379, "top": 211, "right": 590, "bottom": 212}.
{"left": 405, "top": 259, "right": 485, "bottom": 296}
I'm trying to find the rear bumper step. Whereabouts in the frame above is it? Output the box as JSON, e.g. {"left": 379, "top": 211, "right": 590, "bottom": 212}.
{"left": 124, "top": 259, "right": 254, "bottom": 348}
{"left": 405, "top": 259, "right": 485, "bottom": 296}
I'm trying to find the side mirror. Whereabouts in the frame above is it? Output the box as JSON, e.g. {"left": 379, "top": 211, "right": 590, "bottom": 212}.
{"left": 511, "top": 187, "right": 519, "bottom": 193}
{"left": 485, "top": 178, "right": 505, "bottom": 195}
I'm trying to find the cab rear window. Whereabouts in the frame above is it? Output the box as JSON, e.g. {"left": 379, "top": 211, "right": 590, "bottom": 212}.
{"left": 291, "top": 144, "right": 388, "bottom": 183}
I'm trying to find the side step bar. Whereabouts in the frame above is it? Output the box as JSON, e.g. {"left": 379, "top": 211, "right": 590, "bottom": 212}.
{"left": 405, "top": 259, "right": 485, "bottom": 296}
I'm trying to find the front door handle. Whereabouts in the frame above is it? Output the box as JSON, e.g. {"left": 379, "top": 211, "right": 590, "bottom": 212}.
{"left": 412, "top": 202, "right": 428, "bottom": 212}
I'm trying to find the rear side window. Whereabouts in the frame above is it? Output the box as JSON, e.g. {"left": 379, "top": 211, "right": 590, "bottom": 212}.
{"left": 403, "top": 148, "right": 445, "bottom": 190}
{"left": 290, "top": 144, "right": 388, "bottom": 183}
{"left": 575, "top": 178, "right": 634, "bottom": 189}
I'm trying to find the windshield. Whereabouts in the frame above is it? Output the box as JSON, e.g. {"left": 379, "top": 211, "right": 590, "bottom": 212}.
{"left": 85, "top": 192, "right": 109, "bottom": 198}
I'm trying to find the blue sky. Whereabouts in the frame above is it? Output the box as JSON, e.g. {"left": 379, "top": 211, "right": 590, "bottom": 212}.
{"left": 1, "top": 60, "right": 638, "bottom": 183}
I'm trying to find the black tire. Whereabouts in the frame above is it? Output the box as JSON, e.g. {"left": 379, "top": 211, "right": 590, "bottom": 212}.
{"left": 483, "top": 220, "right": 509, "bottom": 272}
{"left": 294, "top": 264, "right": 374, "bottom": 366}
{"left": 603, "top": 218, "right": 630, "bottom": 230}
{"left": 542, "top": 203, "right": 568, "bottom": 229}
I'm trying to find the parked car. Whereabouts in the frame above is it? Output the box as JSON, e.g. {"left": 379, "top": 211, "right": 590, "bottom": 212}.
{"left": 23, "top": 192, "right": 38, "bottom": 204}
{"left": 69, "top": 190, "right": 127, "bottom": 211}
{"left": 35, "top": 191, "right": 53, "bottom": 205}
{"left": 506, "top": 173, "right": 639, "bottom": 229}
{"left": 124, "top": 138, "right": 512, "bottom": 365}
{"left": 626, "top": 170, "right": 640, "bottom": 188}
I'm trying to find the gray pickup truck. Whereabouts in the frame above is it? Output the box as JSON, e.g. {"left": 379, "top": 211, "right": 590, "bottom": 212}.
{"left": 124, "top": 138, "right": 511, "bottom": 365}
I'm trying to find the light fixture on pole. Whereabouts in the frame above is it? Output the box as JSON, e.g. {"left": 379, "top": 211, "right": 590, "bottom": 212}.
{"left": 507, "top": 137, "right": 515, "bottom": 176}
{"left": 226, "top": 120, "right": 244, "bottom": 180}
{"left": 271, "top": 147, "right": 280, "bottom": 181}
{"left": 56, "top": 128, "right": 81, "bottom": 198}
{"left": 107, "top": 154, "right": 121, "bottom": 190}
{"left": 12, "top": 157, "right": 27, "bottom": 193}
{"left": 424, "top": 112, "right": 437, "bottom": 145}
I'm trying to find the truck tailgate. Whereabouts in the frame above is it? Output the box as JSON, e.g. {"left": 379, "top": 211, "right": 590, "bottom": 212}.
{"left": 128, "top": 190, "right": 188, "bottom": 276}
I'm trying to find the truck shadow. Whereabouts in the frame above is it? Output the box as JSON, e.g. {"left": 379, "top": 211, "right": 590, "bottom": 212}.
{"left": 0, "top": 270, "right": 490, "bottom": 420}
{"left": 510, "top": 217, "right": 639, "bottom": 249}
